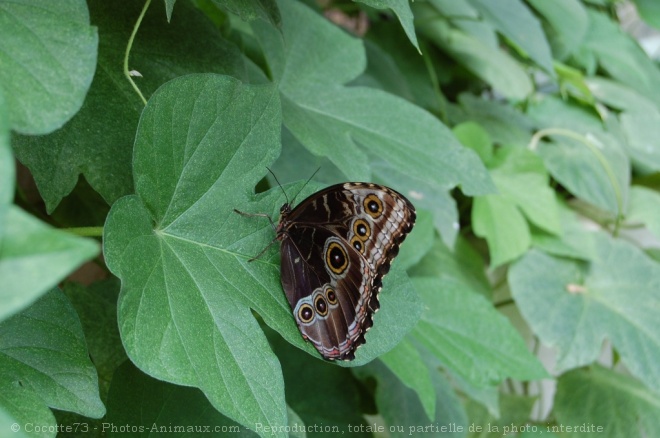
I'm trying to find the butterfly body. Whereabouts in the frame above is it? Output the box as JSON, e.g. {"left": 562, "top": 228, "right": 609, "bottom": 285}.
{"left": 274, "top": 182, "right": 415, "bottom": 361}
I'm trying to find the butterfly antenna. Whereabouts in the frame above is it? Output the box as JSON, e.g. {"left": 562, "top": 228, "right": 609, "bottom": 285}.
{"left": 290, "top": 167, "right": 321, "bottom": 206}
{"left": 266, "top": 167, "right": 289, "bottom": 205}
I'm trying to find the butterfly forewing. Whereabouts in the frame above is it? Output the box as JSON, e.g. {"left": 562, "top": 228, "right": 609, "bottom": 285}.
{"left": 277, "top": 182, "right": 415, "bottom": 361}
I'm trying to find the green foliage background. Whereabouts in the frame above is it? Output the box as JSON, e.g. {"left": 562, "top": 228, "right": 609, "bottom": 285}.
{"left": 2, "top": 0, "right": 660, "bottom": 436}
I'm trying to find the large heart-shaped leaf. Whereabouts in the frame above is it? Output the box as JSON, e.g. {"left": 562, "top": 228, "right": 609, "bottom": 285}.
{"left": 104, "top": 74, "right": 287, "bottom": 434}
{"left": 104, "top": 73, "right": 422, "bottom": 434}
{"left": 509, "top": 234, "right": 660, "bottom": 393}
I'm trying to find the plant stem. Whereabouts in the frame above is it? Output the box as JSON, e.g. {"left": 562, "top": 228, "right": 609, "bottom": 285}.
{"left": 124, "top": 0, "right": 151, "bottom": 106}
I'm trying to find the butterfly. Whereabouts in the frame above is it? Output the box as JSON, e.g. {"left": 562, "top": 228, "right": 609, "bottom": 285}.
{"left": 236, "top": 182, "right": 415, "bottom": 360}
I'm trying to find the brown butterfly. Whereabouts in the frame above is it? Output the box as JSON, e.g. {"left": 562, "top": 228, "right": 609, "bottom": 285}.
{"left": 237, "top": 182, "right": 415, "bottom": 360}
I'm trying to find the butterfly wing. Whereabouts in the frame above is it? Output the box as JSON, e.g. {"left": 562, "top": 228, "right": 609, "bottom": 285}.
{"left": 279, "top": 183, "right": 415, "bottom": 360}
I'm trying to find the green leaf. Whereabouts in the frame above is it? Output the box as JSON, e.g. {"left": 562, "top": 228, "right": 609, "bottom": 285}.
{"left": 530, "top": 200, "right": 594, "bottom": 261}
{"left": 410, "top": 278, "right": 547, "bottom": 388}
{"left": 529, "top": 96, "right": 630, "bottom": 216}
{"left": 336, "top": 268, "right": 422, "bottom": 367}
{"left": 105, "top": 361, "right": 256, "bottom": 437}
{"left": 255, "top": 0, "right": 494, "bottom": 197}
{"left": 509, "top": 235, "right": 660, "bottom": 393}
{"left": 395, "top": 209, "right": 434, "bottom": 271}
{"left": 409, "top": 236, "right": 491, "bottom": 299}
{"left": 268, "top": 125, "right": 342, "bottom": 187}
{"left": 0, "top": 0, "right": 98, "bottom": 135}
{"left": 451, "top": 94, "right": 534, "bottom": 148}
{"left": 379, "top": 339, "right": 435, "bottom": 420}
{"left": 270, "top": 331, "right": 369, "bottom": 437}
{"left": 285, "top": 407, "right": 306, "bottom": 438}
{"left": 428, "top": 0, "right": 498, "bottom": 48}
{"left": 0, "top": 382, "right": 56, "bottom": 438}
{"left": 355, "top": 0, "right": 419, "bottom": 51}
{"left": 355, "top": 357, "right": 468, "bottom": 437}
{"left": 526, "top": 0, "right": 588, "bottom": 60}
{"left": 587, "top": 77, "right": 660, "bottom": 171}
{"left": 465, "top": 394, "right": 536, "bottom": 438}
{"left": 363, "top": 22, "right": 441, "bottom": 113}
{"left": 12, "top": 0, "right": 258, "bottom": 213}
{"left": 104, "top": 73, "right": 421, "bottom": 433}
{"left": 62, "top": 279, "right": 125, "bottom": 399}
{"left": 472, "top": 147, "right": 561, "bottom": 267}
{"left": 370, "top": 159, "right": 464, "bottom": 248}
{"left": 555, "top": 366, "right": 660, "bottom": 437}
{"left": 0, "top": 288, "right": 105, "bottom": 419}
{"left": 468, "top": 0, "right": 555, "bottom": 75}
{"left": 103, "top": 74, "right": 287, "bottom": 434}
{"left": 453, "top": 121, "right": 493, "bottom": 164}
{"left": 452, "top": 372, "right": 500, "bottom": 419}
{"left": 633, "top": 0, "right": 660, "bottom": 29}
{"left": 359, "top": 39, "right": 415, "bottom": 101}
{"left": 490, "top": 147, "right": 561, "bottom": 235}
{"left": 473, "top": 194, "right": 531, "bottom": 268}
{"left": 0, "top": 89, "right": 11, "bottom": 234}
{"left": 212, "top": 0, "right": 281, "bottom": 27}
{"left": 165, "top": 0, "right": 176, "bottom": 21}
{"left": 587, "top": 76, "right": 658, "bottom": 114}
{"left": 627, "top": 186, "right": 660, "bottom": 243}
{"left": 0, "top": 206, "right": 99, "bottom": 322}
{"left": 414, "top": 3, "right": 533, "bottom": 101}
{"left": 583, "top": 9, "right": 660, "bottom": 108}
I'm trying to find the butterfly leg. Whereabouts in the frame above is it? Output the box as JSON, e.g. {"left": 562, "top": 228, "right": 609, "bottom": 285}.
{"left": 245, "top": 236, "right": 279, "bottom": 262}
{"left": 233, "top": 209, "right": 277, "bottom": 231}
{"left": 233, "top": 209, "right": 280, "bottom": 262}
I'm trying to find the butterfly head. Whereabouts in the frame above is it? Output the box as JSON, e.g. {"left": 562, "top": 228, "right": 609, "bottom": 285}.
{"left": 279, "top": 202, "right": 292, "bottom": 217}
{"left": 276, "top": 203, "right": 294, "bottom": 239}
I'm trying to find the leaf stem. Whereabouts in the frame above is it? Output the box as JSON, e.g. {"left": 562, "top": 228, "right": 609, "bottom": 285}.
{"left": 528, "top": 128, "right": 624, "bottom": 236}
{"left": 64, "top": 227, "right": 104, "bottom": 237}
{"left": 124, "top": 0, "right": 151, "bottom": 106}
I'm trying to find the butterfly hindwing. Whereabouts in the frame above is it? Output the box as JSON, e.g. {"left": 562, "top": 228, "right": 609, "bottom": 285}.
{"left": 280, "top": 226, "right": 371, "bottom": 360}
